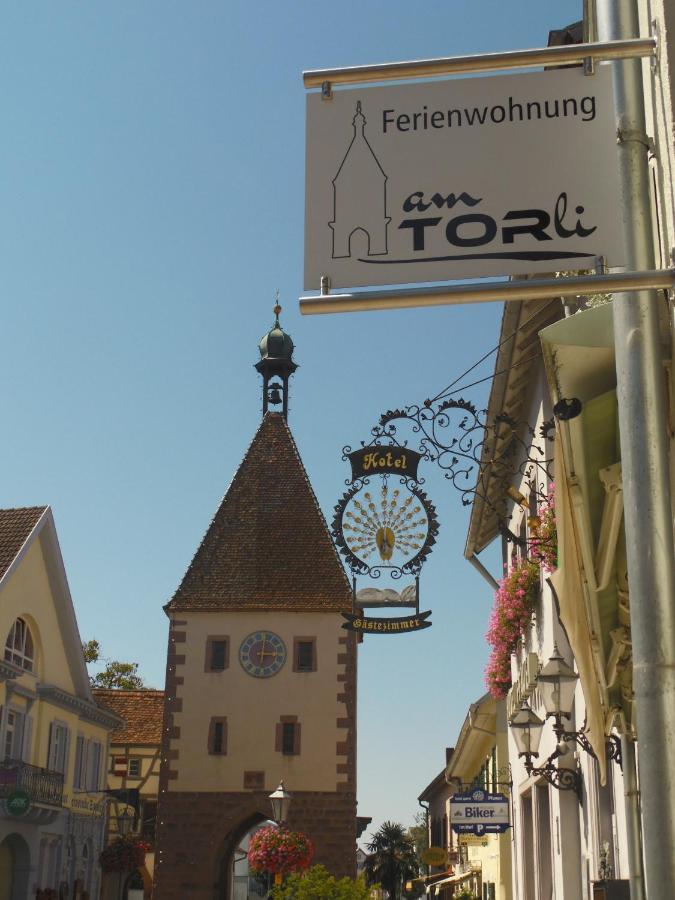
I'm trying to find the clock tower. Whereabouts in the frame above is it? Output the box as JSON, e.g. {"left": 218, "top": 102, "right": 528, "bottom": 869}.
{"left": 154, "top": 309, "right": 357, "bottom": 899}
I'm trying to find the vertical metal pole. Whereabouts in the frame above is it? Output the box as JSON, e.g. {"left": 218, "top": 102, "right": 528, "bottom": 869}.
{"left": 596, "top": 2, "right": 675, "bottom": 898}
{"left": 621, "top": 736, "right": 645, "bottom": 900}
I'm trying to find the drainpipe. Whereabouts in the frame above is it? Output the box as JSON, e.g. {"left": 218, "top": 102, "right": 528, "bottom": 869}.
{"left": 466, "top": 552, "right": 499, "bottom": 590}
{"left": 621, "top": 736, "right": 645, "bottom": 900}
{"left": 418, "top": 799, "right": 430, "bottom": 877}
{"left": 596, "top": 1, "right": 675, "bottom": 898}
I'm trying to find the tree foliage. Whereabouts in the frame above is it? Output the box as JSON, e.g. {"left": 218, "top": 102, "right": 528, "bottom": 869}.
{"left": 407, "top": 812, "right": 429, "bottom": 862}
{"left": 82, "top": 639, "right": 146, "bottom": 690}
{"left": 364, "top": 821, "right": 420, "bottom": 899}
{"left": 271, "top": 865, "right": 372, "bottom": 899}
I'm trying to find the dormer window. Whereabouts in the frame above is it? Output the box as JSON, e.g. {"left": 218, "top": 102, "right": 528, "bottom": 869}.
{"left": 4, "top": 618, "right": 34, "bottom": 671}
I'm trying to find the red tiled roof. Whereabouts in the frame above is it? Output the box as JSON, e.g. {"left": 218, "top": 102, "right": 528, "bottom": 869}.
{"left": 166, "top": 413, "right": 352, "bottom": 612}
{"left": 0, "top": 507, "right": 47, "bottom": 580}
{"left": 93, "top": 689, "right": 165, "bottom": 744}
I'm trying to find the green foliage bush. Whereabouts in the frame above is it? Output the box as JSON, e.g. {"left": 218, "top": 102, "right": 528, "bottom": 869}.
{"left": 270, "top": 864, "right": 373, "bottom": 899}
{"left": 454, "top": 888, "right": 479, "bottom": 900}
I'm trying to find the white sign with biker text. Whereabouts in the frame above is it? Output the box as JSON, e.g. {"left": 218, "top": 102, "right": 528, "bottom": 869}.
{"left": 304, "top": 66, "right": 624, "bottom": 290}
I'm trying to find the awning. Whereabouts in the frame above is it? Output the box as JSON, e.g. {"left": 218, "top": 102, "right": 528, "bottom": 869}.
{"left": 540, "top": 303, "right": 630, "bottom": 783}
{"left": 426, "top": 868, "right": 480, "bottom": 895}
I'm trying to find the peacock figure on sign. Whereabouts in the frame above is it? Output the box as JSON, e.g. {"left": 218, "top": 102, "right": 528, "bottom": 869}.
{"left": 342, "top": 483, "right": 428, "bottom": 566}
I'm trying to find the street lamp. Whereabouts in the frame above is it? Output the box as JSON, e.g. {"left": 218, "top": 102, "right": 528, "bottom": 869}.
{"left": 537, "top": 643, "right": 578, "bottom": 721}
{"left": 510, "top": 699, "right": 545, "bottom": 758}
{"left": 115, "top": 803, "right": 136, "bottom": 836}
{"left": 269, "top": 781, "right": 292, "bottom": 825}
{"left": 509, "top": 698, "right": 581, "bottom": 796}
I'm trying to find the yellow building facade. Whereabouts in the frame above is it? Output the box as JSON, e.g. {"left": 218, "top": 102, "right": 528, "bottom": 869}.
{"left": 0, "top": 506, "right": 120, "bottom": 899}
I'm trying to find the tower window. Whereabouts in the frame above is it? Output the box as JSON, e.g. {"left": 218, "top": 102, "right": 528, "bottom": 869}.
{"left": 293, "top": 638, "right": 317, "bottom": 673}
{"left": 276, "top": 716, "right": 301, "bottom": 756}
{"left": 205, "top": 637, "right": 229, "bottom": 672}
{"left": 208, "top": 717, "right": 228, "bottom": 755}
{"left": 282, "top": 724, "right": 295, "bottom": 754}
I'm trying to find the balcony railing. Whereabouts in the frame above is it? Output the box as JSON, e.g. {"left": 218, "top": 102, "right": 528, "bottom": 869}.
{"left": 0, "top": 759, "right": 64, "bottom": 807}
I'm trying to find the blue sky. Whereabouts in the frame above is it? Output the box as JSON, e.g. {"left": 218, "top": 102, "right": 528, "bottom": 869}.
{"left": 1, "top": 0, "right": 580, "bottom": 843}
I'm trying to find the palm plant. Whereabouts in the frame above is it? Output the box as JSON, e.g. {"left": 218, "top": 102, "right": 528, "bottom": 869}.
{"left": 364, "top": 821, "right": 419, "bottom": 899}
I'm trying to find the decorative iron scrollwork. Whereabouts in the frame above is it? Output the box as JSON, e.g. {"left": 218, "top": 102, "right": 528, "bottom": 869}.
{"left": 367, "top": 396, "right": 573, "bottom": 562}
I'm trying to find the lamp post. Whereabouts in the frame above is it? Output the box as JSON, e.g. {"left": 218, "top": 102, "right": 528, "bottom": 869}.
{"left": 268, "top": 782, "right": 292, "bottom": 891}
{"left": 269, "top": 781, "right": 292, "bottom": 826}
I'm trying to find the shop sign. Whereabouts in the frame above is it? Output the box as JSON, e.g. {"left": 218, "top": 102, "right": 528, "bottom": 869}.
{"left": 458, "top": 836, "right": 489, "bottom": 847}
{"left": 342, "top": 610, "right": 431, "bottom": 634}
{"left": 6, "top": 789, "right": 30, "bottom": 817}
{"left": 450, "top": 789, "right": 510, "bottom": 835}
{"left": 421, "top": 846, "right": 448, "bottom": 867}
{"left": 334, "top": 435, "right": 439, "bottom": 634}
{"left": 348, "top": 446, "right": 422, "bottom": 481}
{"left": 305, "top": 65, "right": 623, "bottom": 290}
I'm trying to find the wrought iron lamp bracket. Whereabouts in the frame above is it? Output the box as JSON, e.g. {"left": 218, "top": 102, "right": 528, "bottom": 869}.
{"left": 607, "top": 734, "right": 623, "bottom": 770}
{"left": 521, "top": 752, "right": 582, "bottom": 799}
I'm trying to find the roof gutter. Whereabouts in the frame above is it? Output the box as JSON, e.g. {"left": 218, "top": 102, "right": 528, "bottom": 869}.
{"left": 466, "top": 552, "right": 499, "bottom": 591}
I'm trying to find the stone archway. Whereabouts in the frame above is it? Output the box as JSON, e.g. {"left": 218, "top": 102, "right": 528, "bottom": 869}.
{"left": 0, "top": 833, "right": 31, "bottom": 900}
{"left": 217, "top": 814, "right": 274, "bottom": 900}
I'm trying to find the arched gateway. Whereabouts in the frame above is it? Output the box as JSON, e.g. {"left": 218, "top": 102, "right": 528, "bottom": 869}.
{"left": 0, "top": 833, "right": 31, "bottom": 900}
{"left": 217, "top": 816, "right": 274, "bottom": 900}
{"left": 153, "top": 311, "right": 358, "bottom": 899}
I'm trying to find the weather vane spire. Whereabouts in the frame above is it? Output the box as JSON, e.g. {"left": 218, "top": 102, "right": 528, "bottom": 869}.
{"left": 273, "top": 289, "right": 282, "bottom": 326}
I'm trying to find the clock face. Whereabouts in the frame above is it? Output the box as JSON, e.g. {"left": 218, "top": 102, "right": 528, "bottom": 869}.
{"left": 239, "top": 631, "right": 287, "bottom": 678}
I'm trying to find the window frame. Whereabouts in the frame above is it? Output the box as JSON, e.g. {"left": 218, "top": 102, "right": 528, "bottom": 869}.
{"left": 4, "top": 707, "right": 25, "bottom": 761}
{"left": 85, "top": 739, "right": 102, "bottom": 791}
{"left": 204, "top": 636, "right": 230, "bottom": 673}
{"left": 293, "top": 637, "right": 317, "bottom": 673}
{"left": 127, "top": 757, "right": 142, "bottom": 778}
{"left": 48, "top": 720, "right": 70, "bottom": 775}
{"left": 4, "top": 617, "right": 35, "bottom": 672}
{"left": 208, "top": 717, "right": 228, "bottom": 756}
{"left": 276, "top": 715, "right": 301, "bottom": 756}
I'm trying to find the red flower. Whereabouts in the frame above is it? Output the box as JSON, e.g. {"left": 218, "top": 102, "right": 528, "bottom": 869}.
{"left": 248, "top": 826, "right": 314, "bottom": 876}
{"left": 99, "top": 836, "right": 150, "bottom": 873}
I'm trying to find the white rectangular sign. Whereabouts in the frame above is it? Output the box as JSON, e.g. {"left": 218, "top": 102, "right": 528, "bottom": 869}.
{"left": 304, "top": 67, "right": 624, "bottom": 290}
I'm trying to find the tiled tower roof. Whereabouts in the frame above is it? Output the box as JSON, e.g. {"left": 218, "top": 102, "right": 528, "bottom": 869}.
{"left": 166, "top": 413, "right": 351, "bottom": 612}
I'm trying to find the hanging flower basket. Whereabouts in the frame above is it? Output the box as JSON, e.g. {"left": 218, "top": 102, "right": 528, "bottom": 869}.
{"left": 99, "top": 835, "right": 151, "bottom": 873}
{"left": 485, "top": 557, "right": 540, "bottom": 699}
{"left": 530, "top": 483, "right": 558, "bottom": 573}
{"left": 248, "top": 825, "right": 314, "bottom": 876}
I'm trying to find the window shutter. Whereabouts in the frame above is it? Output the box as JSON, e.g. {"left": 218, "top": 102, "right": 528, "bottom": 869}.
{"left": 21, "top": 716, "right": 33, "bottom": 763}
{"left": 92, "top": 743, "right": 101, "bottom": 790}
{"left": 61, "top": 728, "right": 71, "bottom": 777}
{"left": 74, "top": 737, "right": 85, "bottom": 790}
{"left": 47, "top": 723, "right": 56, "bottom": 771}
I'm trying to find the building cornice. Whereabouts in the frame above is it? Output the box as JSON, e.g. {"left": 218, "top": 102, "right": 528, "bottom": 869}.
{"left": 0, "top": 660, "right": 24, "bottom": 682}
{"left": 37, "top": 684, "right": 124, "bottom": 730}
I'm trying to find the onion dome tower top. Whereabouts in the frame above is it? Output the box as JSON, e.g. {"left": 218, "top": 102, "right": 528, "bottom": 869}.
{"left": 255, "top": 295, "right": 298, "bottom": 421}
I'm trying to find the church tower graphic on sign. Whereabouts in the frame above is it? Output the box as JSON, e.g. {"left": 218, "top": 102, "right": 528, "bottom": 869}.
{"left": 153, "top": 308, "right": 357, "bottom": 899}
{"left": 330, "top": 101, "right": 391, "bottom": 259}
